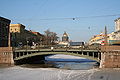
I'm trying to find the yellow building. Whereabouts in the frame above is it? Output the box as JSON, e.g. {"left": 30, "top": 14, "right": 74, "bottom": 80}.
{"left": 89, "top": 32, "right": 114, "bottom": 45}
{"left": 89, "top": 33, "right": 106, "bottom": 45}
{"left": 10, "top": 24, "right": 25, "bottom": 33}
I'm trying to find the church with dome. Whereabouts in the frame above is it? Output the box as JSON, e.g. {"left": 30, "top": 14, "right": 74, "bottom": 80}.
{"left": 62, "top": 31, "right": 69, "bottom": 42}
{"left": 58, "top": 31, "right": 70, "bottom": 47}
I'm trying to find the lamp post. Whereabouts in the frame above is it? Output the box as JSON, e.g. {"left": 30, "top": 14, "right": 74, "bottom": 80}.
{"left": 26, "top": 40, "right": 29, "bottom": 51}
{"left": 26, "top": 37, "right": 29, "bottom": 51}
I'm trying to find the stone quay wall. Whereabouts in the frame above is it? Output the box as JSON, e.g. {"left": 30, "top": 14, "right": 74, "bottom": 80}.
{"left": 100, "top": 46, "right": 120, "bottom": 68}
{"left": 0, "top": 47, "right": 14, "bottom": 64}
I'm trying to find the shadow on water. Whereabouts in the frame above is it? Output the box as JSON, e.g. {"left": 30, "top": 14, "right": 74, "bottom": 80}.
{"left": 19, "top": 61, "right": 99, "bottom": 70}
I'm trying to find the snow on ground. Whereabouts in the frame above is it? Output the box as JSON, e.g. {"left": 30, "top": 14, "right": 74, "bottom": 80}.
{"left": 1, "top": 66, "right": 120, "bottom": 80}
{"left": 0, "top": 66, "right": 97, "bottom": 80}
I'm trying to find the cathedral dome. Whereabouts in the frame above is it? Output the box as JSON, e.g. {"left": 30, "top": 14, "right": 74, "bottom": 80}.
{"left": 63, "top": 31, "right": 68, "bottom": 37}
{"left": 62, "top": 31, "right": 69, "bottom": 42}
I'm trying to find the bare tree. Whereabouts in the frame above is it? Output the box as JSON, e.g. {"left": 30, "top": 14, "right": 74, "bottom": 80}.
{"left": 44, "top": 29, "right": 58, "bottom": 45}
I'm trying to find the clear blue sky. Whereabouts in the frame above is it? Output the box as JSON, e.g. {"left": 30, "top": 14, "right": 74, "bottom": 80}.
{"left": 0, "top": 0, "right": 120, "bottom": 42}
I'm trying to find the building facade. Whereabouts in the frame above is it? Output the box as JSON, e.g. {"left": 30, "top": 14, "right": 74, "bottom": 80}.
{"left": 0, "top": 17, "right": 11, "bottom": 47}
{"left": 107, "top": 18, "right": 120, "bottom": 45}
{"left": 111, "top": 18, "right": 120, "bottom": 40}
{"left": 89, "top": 18, "right": 120, "bottom": 45}
{"left": 69, "top": 42, "right": 84, "bottom": 48}
{"left": 89, "top": 33, "right": 105, "bottom": 45}
{"left": 10, "top": 24, "right": 43, "bottom": 47}
{"left": 10, "top": 24, "right": 26, "bottom": 47}
{"left": 115, "top": 18, "right": 120, "bottom": 32}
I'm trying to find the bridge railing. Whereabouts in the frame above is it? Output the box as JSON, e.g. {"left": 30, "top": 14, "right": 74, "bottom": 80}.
{"left": 12, "top": 45, "right": 101, "bottom": 52}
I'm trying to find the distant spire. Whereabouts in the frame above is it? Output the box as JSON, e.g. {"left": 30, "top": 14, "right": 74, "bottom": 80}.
{"left": 104, "top": 26, "right": 108, "bottom": 46}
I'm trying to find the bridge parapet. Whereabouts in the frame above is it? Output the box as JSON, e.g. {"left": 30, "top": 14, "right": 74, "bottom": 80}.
{"left": 101, "top": 46, "right": 120, "bottom": 52}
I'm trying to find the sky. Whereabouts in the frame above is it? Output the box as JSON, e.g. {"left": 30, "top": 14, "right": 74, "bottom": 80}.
{"left": 0, "top": 0, "right": 120, "bottom": 42}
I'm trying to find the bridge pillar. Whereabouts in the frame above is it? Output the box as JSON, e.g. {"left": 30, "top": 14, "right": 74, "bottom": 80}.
{"left": 87, "top": 52, "right": 89, "bottom": 56}
{"left": 92, "top": 52, "right": 94, "bottom": 58}
{"left": 76, "top": 52, "right": 78, "bottom": 54}
{"left": 82, "top": 52, "right": 84, "bottom": 55}
{"left": 14, "top": 52, "right": 17, "bottom": 58}
{"left": 0, "top": 47, "right": 14, "bottom": 64}
{"left": 19, "top": 52, "right": 21, "bottom": 57}
{"left": 97, "top": 53, "right": 101, "bottom": 61}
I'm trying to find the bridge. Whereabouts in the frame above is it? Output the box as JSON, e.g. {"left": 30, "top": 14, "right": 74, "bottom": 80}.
{"left": 1, "top": 46, "right": 120, "bottom": 68}
{"left": 13, "top": 49, "right": 100, "bottom": 64}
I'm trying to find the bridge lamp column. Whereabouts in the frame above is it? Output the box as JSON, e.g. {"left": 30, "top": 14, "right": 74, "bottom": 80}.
{"left": 18, "top": 52, "right": 21, "bottom": 57}
{"left": 82, "top": 51, "right": 84, "bottom": 55}
{"left": 76, "top": 52, "right": 78, "bottom": 54}
{"left": 38, "top": 42, "right": 40, "bottom": 51}
{"left": 26, "top": 40, "right": 29, "bottom": 51}
{"left": 92, "top": 52, "right": 95, "bottom": 58}
{"left": 98, "top": 53, "right": 101, "bottom": 61}
{"left": 14, "top": 53, "right": 17, "bottom": 58}
{"left": 38, "top": 41, "right": 41, "bottom": 51}
{"left": 87, "top": 52, "right": 89, "bottom": 56}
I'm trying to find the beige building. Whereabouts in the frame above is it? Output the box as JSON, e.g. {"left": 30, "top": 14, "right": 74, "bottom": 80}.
{"left": 107, "top": 18, "right": 120, "bottom": 41}
{"left": 115, "top": 18, "right": 120, "bottom": 32}
{"left": 10, "top": 24, "right": 25, "bottom": 33}
{"left": 111, "top": 18, "right": 120, "bottom": 40}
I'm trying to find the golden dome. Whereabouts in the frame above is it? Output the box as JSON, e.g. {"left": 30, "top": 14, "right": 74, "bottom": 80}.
{"left": 63, "top": 31, "right": 68, "bottom": 37}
